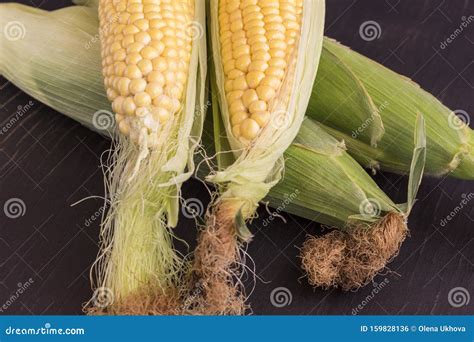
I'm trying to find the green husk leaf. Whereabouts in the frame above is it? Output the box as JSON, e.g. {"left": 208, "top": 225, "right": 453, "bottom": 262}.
{"left": 209, "top": 54, "right": 234, "bottom": 172}
{"left": 308, "top": 37, "right": 474, "bottom": 180}
{"left": 207, "top": 91, "right": 399, "bottom": 228}
{"left": 310, "top": 46, "right": 384, "bottom": 147}
{"left": 0, "top": 3, "right": 111, "bottom": 135}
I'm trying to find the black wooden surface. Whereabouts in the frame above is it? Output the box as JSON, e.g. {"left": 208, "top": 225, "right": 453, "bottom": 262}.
{"left": 0, "top": 0, "right": 473, "bottom": 315}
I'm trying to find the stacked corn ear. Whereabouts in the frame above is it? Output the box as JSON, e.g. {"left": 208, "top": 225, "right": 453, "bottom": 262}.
{"left": 308, "top": 37, "right": 474, "bottom": 180}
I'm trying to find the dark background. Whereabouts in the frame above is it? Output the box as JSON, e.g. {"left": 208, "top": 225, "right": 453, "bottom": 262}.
{"left": 0, "top": 0, "right": 473, "bottom": 315}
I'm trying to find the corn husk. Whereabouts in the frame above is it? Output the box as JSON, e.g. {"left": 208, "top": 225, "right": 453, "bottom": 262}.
{"left": 308, "top": 37, "right": 474, "bottom": 180}
{"left": 1, "top": 2, "right": 207, "bottom": 314}
{"left": 1, "top": 3, "right": 426, "bottom": 298}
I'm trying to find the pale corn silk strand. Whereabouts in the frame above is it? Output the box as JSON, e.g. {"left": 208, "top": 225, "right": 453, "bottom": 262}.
{"left": 88, "top": 0, "right": 206, "bottom": 314}
{"left": 185, "top": 0, "right": 326, "bottom": 315}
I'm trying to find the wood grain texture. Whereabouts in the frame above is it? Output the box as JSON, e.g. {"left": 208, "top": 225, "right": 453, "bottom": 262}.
{"left": 0, "top": 0, "right": 473, "bottom": 315}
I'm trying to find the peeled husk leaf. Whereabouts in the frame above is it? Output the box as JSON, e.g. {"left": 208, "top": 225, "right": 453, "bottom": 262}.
{"left": 308, "top": 37, "right": 474, "bottom": 180}
{"left": 1, "top": 2, "right": 207, "bottom": 314}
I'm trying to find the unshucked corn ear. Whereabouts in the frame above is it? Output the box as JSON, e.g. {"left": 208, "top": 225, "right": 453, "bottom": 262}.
{"left": 308, "top": 37, "right": 474, "bottom": 180}
{"left": 185, "top": 0, "right": 326, "bottom": 315}
{"left": 0, "top": 3, "right": 108, "bottom": 130}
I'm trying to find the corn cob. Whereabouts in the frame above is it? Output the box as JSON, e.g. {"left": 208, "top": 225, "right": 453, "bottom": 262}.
{"left": 0, "top": 2, "right": 402, "bottom": 229}
{"left": 100, "top": 0, "right": 195, "bottom": 147}
{"left": 182, "top": 0, "right": 325, "bottom": 315}
{"left": 80, "top": 0, "right": 206, "bottom": 315}
{"left": 217, "top": 0, "right": 304, "bottom": 144}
